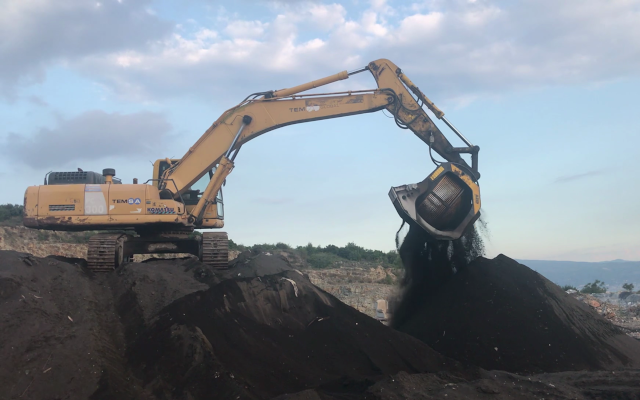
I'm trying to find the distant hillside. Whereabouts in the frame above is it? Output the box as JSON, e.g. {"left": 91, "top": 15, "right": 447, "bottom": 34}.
{"left": 518, "top": 259, "right": 640, "bottom": 290}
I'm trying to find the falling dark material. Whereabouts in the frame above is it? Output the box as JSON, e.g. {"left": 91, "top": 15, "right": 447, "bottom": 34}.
{"left": 391, "top": 225, "right": 640, "bottom": 373}
{"left": 391, "top": 223, "right": 484, "bottom": 329}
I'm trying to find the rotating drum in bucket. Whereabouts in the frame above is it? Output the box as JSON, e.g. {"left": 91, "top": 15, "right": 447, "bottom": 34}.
{"left": 389, "top": 163, "right": 481, "bottom": 241}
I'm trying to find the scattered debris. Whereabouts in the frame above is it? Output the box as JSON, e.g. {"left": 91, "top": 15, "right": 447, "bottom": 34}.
{"left": 281, "top": 277, "right": 299, "bottom": 297}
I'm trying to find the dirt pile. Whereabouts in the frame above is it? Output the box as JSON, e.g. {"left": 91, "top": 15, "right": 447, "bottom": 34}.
{"left": 362, "top": 368, "right": 640, "bottom": 399}
{"left": 126, "top": 254, "right": 466, "bottom": 399}
{"left": 278, "top": 365, "right": 640, "bottom": 399}
{"left": 392, "top": 238, "right": 640, "bottom": 373}
{"left": 4, "top": 242, "right": 640, "bottom": 399}
{"left": 0, "top": 250, "right": 468, "bottom": 399}
{"left": 0, "top": 251, "right": 136, "bottom": 399}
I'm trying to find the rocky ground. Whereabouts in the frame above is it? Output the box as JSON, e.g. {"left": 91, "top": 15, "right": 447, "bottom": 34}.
{"left": 304, "top": 266, "right": 398, "bottom": 316}
{"left": 570, "top": 291, "right": 640, "bottom": 340}
{"left": 0, "top": 226, "right": 87, "bottom": 259}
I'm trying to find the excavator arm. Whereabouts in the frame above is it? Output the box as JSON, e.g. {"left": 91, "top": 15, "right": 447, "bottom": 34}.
{"left": 162, "top": 59, "right": 481, "bottom": 239}
{"left": 22, "top": 58, "right": 482, "bottom": 271}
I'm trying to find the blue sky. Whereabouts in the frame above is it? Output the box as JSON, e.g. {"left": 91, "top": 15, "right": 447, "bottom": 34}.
{"left": 1, "top": 0, "right": 639, "bottom": 261}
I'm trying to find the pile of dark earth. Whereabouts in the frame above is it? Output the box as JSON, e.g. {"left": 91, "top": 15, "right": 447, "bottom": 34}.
{"left": 1, "top": 244, "right": 640, "bottom": 400}
{"left": 392, "top": 224, "right": 640, "bottom": 371}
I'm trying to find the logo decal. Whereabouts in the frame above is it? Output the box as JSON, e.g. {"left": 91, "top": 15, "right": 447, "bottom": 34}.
{"left": 127, "top": 198, "right": 142, "bottom": 205}
{"left": 147, "top": 207, "right": 176, "bottom": 215}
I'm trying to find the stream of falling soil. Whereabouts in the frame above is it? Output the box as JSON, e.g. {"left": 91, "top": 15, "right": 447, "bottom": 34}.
{"left": 390, "top": 220, "right": 486, "bottom": 328}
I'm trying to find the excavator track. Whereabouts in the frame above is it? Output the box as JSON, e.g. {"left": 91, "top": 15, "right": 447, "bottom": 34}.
{"left": 201, "top": 232, "right": 229, "bottom": 269}
{"left": 87, "top": 233, "right": 127, "bottom": 271}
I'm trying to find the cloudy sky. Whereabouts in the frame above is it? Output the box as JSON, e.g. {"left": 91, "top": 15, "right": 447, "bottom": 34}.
{"left": 1, "top": 0, "right": 639, "bottom": 261}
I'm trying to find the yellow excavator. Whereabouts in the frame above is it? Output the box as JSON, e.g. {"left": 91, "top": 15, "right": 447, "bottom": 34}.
{"left": 23, "top": 59, "right": 481, "bottom": 271}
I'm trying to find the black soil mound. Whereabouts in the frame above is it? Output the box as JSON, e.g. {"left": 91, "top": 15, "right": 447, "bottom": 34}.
{"left": 394, "top": 251, "right": 640, "bottom": 373}
{"left": 0, "top": 251, "right": 134, "bottom": 399}
{"left": 127, "top": 255, "right": 465, "bottom": 399}
{"left": 362, "top": 369, "right": 640, "bottom": 400}
{"left": 5, "top": 241, "right": 640, "bottom": 399}
{"left": 0, "top": 250, "right": 467, "bottom": 399}
{"left": 226, "top": 250, "right": 301, "bottom": 278}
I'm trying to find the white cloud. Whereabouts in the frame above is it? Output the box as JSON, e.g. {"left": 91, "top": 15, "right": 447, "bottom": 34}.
{"left": 307, "top": 3, "right": 347, "bottom": 30}
{"left": 6, "top": 0, "right": 640, "bottom": 103}
{"left": 1, "top": 110, "right": 172, "bottom": 169}
{"left": 0, "top": 0, "right": 171, "bottom": 97}
{"left": 395, "top": 12, "right": 443, "bottom": 39}
{"left": 225, "top": 20, "right": 267, "bottom": 39}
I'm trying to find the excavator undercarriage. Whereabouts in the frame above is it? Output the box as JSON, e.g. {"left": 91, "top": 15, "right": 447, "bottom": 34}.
{"left": 86, "top": 231, "right": 229, "bottom": 271}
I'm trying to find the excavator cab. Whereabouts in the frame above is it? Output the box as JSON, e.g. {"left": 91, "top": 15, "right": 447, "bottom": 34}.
{"left": 153, "top": 159, "right": 224, "bottom": 224}
{"left": 389, "top": 163, "right": 480, "bottom": 241}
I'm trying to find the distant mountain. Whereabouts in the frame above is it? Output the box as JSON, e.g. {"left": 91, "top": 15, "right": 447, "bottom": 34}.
{"left": 516, "top": 259, "right": 640, "bottom": 290}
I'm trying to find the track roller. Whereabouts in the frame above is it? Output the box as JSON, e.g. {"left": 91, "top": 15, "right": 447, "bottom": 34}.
{"left": 87, "top": 233, "right": 128, "bottom": 271}
{"left": 201, "top": 232, "right": 229, "bottom": 269}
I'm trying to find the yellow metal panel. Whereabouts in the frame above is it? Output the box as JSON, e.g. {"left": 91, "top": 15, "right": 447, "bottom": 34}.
{"left": 202, "top": 203, "right": 219, "bottom": 220}
{"left": 38, "top": 185, "right": 85, "bottom": 216}
{"left": 429, "top": 166, "right": 445, "bottom": 181}
{"left": 450, "top": 165, "right": 481, "bottom": 213}
{"left": 145, "top": 185, "right": 161, "bottom": 201}
{"left": 153, "top": 159, "right": 162, "bottom": 185}
{"left": 201, "top": 219, "right": 224, "bottom": 228}
{"left": 108, "top": 184, "right": 147, "bottom": 215}
{"left": 23, "top": 186, "right": 39, "bottom": 227}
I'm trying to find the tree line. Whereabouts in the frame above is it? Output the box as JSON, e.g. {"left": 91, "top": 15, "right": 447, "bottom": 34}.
{"left": 229, "top": 240, "right": 402, "bottom": 269}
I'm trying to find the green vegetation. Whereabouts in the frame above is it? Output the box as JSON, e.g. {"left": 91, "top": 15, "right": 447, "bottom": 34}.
{"left": 36, "top": 231, "right": 50, "bottom": 241}
{"left": 297, "top": 242, "right": 401, "bottom": 269}
{"left": 230, "top": 240, "right": 402, "bottom": 269}
{"left": 580, "top": 280, "right": 607, "bottom": 294}
{"left": 623, "top": 283, "right": 635, "bottom": 292}
{"left": 561, "top": 285, "right": 578, "bottom": 292}
{"left": 0, "top": 204, "right": 24, "bottom": 226}
{"left": 308, "top": 252, "right": 340, "bottom": 269}
{"left": 65, "top": 231, "right": 97, "bottom": 244}
{"left": 379, "top": 274, "right": 395, "bottom": 285}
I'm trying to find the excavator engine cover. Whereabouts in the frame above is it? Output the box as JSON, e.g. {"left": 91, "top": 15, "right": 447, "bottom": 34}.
{"left": 389, "top": 163, "right": 481, "bottom": 241}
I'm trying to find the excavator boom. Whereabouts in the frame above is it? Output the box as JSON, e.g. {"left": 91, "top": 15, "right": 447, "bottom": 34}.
{"left": 162, "top": 59, "right": 480, "bottom": 239}
{"left": 23, "top": 58, "right": 482, "bottom": 270}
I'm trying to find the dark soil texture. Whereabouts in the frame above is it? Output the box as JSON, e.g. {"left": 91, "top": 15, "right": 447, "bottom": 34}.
{"left": 0, "top": 250, "right": 465, "bottom": 399}
{"left": 3, "top": 246, "right": 640, "bottom": 400}
{"left": 392, "top": 232, "right": 640, "bottom": 373}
